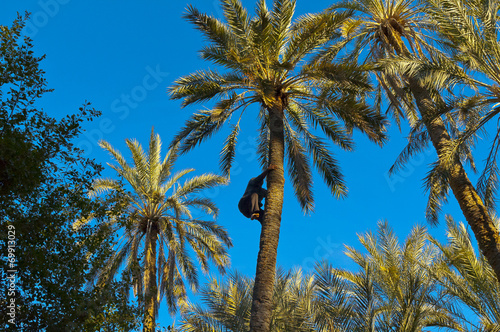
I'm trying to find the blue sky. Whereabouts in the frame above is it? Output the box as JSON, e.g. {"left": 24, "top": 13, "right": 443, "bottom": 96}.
{"left": 1, "top": 0, "right": 482, "bottom": 328}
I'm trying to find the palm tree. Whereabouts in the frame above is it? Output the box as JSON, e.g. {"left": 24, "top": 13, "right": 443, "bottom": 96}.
{"left": 315, "top": 222, "right": 461, "bottom": 331}
{"left": 421, "top": 0, "right": 500, "bottom": 280}
{"left": 169, "top": 1, "right": 387, "bottom": 330}
{"left": 178, "top": 269, "right": 317, "bottom": 332}
{"left": 84, "top": 129, "right": 232, "bottom": 332}
{"left": 328, "top": 0, "right": 500, "bottom": 282}
{"left": 429, "top": 216, "right": 500, "bottom": 331}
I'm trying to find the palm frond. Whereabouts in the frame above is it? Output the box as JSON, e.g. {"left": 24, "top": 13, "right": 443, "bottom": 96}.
{"left": 306, "top": 133, "right": 347, "bottom": 199}
{"left": 389, "top": 125, "right": 429, "bottom": 175}
{"left": 160, "top": 168, "right": 195, "bottom": 197}
{"left": 284, "top": 10, "right": 352, "bottom": 67}
{"left": 159, "top": 142, "right": 180, "bottom": 185}
{"left": 171, "top": 109, "right": 233, "bottom": 155}
{"left": 312, "top": 262, "right": 354, "bottom": 330}
{"left": 424, "top": 161, "right": 450, "bottom": 225}
{"left": 252, "top": 0, "right": 274, "bottom": 70}
{"left": 125, "top": 138, "right": 149, "bottom": 195}
{"left": 270, "top": 0, "right": 296, "bottom": 59}
{"left": 295, "top": 101, "right": 354, "bottom": 152}
{"left": 182, "top": 197, "right": 220, "bottom": 217}
{"left": 428, "top": 215, "right": 500, "bottom": 328}
{"left": 88, "top": 178, "right": 122, "bottom": 197}
{"left": 221, "top": 0, "right": 250, "bottom": 42}
{"left": 169, "top": 69, "right": 245, "bottom": 107}
{"left": 148, "top": 128, "right": 162, "bottom": 190}
{"left": 186, "top": 219, "right": 232, "bottom": 248}
{"left": 320, "top": 94, "right": 388, "bottom": 145}
{"left": 98, "top": 139, "right": 130, "bottom": 173}
{"left": 477, "top": 125, "right": 500, "bottom": 211}
{"left": 220, "top": 122, "right": 240, "bottom": 177}
{"left": 174, "top": 173, "right": 228, "bottom": 198}
{"left": 183, "top": 4, "right": 235, "bottom": 50}
{"left": 174, "top": 235, "right": 200, "bottom": 292}
{"left": 284, "top": 122, "right": 314, "bottom": 212}
{"left": 95, "top": 232, "right": 138, "bottom": 290}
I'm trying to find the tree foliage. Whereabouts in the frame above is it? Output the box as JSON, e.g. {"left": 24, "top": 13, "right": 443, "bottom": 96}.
{"left": 0, "top": 14, "right": 141, "bottom": 331}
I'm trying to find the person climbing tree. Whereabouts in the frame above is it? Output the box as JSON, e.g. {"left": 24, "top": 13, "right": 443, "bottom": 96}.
{"left": 238, "top": 165, "right": 277, "bottom": 223}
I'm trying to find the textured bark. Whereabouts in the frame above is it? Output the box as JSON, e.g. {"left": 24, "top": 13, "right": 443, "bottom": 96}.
{"left": 249, "top": 108, "right": 285, "bottom": 332}
{"left": 143, "top": 225, "right": 158, "bottom": 332}
{"left": 409, "top": 78, "right": 500, "bottom": 283}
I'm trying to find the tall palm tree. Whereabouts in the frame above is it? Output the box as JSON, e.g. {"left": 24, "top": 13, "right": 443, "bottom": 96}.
{"left": 429, "top": 216, "right": 500, "bottom": 331}
{"left": 84, "top": 129, "right": 232, "bottom": 332}
{"left": 329, "top": 0, "right": 500, "bottom": 282}
{"left": 315, "top": 222, "right": 461, "bottom": 331}
{"left": 169, "top": 1, "right": 387, "bottom": 330}
{"left": 421, "top": 0, "right": 500, "bottom": 279}
{"left": 178, "top": 269, "right": 318, "bottom": 332}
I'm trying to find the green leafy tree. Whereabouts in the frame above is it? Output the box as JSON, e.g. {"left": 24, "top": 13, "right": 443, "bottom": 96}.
{"left": 169, "top": 1, "right": 387, "bottom": 330}
{"left": 0, "top": 13, "right": 49, "bottom": 197}
{"left": 329, "top": 0, "right": 500, "bottom": 282}
{"left": 86, "top": 129, "right": 232, "bottom": 332}
{"left": 0, "top": 14, "right": 141, "bottom": 331}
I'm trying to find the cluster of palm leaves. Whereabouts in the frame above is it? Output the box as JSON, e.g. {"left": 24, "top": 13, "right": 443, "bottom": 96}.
{"left": 178, "top": 219, "right": 500, "bottom": 331}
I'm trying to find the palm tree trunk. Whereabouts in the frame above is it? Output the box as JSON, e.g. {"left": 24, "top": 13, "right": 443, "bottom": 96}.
{"left": 408, "top": 77, "right": 500, "bottom": 282}
{"left": 143, "top": 225, "right": 158, "bottom": 332}
{"left": 249, "top": 107, "right": 285, "bottom": 332}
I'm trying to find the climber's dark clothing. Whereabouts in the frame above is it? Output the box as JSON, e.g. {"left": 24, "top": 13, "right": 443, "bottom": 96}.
{"left": 238, "top": 169, "right": 270, "bottom": 221}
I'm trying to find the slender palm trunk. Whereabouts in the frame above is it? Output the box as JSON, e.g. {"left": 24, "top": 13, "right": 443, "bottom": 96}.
{"left": 249, "top": 107, "right": 285, "bottom": 332}
{"left": 408, "top": 77, "right": 500, "bottom": 282}
{"left": 143, "top": 225, "right": 158, "bottom": 332}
